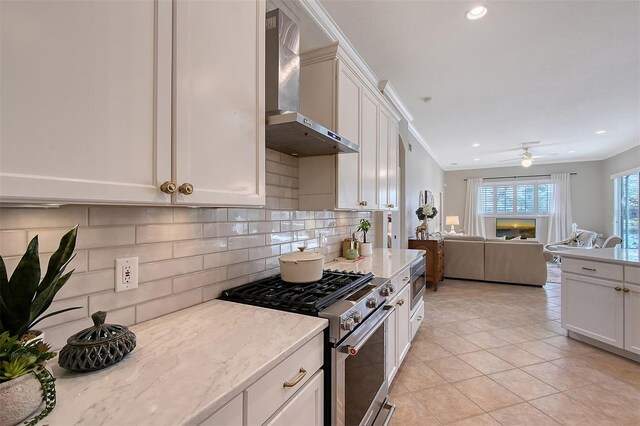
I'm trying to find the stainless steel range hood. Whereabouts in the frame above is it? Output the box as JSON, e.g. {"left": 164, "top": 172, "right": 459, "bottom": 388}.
{"left": 265, "top": 9, "right": 358, "bottom": 157}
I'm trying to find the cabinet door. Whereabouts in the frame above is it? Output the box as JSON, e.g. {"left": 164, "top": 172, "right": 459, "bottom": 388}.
{"left": 387, "top": 118, "right": 399, "bottom": 210}
{"left": 200, "top": 394, "right": 243, "bottom": 426}
{"left": 561, "top": 273, "right": 624, "bottom": 348}
{"left": 378, "top": 108, "right": 389, "bottom": 210}
{"left": 624, "top": 283, "right": 640, "bottom": 355}
{"left": 360, "top": 90, "right": 379, "bottom": 210}
{"left": 335, "top": 62, "right": 360, "bottom": 209}
{"left": 386, "top": 304, "right": 398, "bottom": 384}
{"left": 265, "top": 370, "right": 323, "bottom": 426}
{"left": 396, "top": 284, "right": 412, "bottom": 364}
{"left": 0, "top": 0, "right": 172, "bottom": 204}
{"left": 173, "top": 0, "right": 265, "bottom": 206}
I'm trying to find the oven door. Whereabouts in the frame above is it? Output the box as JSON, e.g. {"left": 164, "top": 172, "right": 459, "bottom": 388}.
{"left": 410, "top": 260, "right": 426, "bottom": 311}
{"left": 332, "top": 305, "right": 395, "bottom": 426}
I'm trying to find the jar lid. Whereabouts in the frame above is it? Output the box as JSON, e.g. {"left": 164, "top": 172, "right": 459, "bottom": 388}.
{"left": 280, "top": 247, "right": 324, "bottom": 263}
{"left": 58, "top": 311, "right": 136, "bottom": 372}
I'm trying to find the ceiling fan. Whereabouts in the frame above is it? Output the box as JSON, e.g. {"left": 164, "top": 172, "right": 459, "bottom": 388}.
{"left": 498, "top": 142, "right": 559, "bottom": 168}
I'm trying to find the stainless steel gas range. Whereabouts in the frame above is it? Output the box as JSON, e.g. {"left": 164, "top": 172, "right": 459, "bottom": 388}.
{"left": 221, "top": 270, "right": 396, "bottom": 426}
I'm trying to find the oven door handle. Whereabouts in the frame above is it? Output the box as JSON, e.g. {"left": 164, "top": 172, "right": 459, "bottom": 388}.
{"left": 342, "top": 306, "right": 396, "bottom": 356}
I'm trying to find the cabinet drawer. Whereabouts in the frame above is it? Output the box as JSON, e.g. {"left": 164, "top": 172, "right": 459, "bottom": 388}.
{"left": 245, "top": 332, "right": 323, "bottom": 426}
{"left": 391, "top": 266, "right": 411, "bottom": 291}
{"left": 410, "top": 300, "right": 425, "bottom": 340}
{"left": 199, "top": 394, "right": 243, "bottom": 426}
{"left": 562, "top": 258, "right": 623, "bottom": 281}
{"left": 625, "top": 266, "right": 640, "bottom": 285}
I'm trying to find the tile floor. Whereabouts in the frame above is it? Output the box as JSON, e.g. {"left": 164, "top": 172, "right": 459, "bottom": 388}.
{"left": 390, "top": 276, "right": 640, "bottom": 425}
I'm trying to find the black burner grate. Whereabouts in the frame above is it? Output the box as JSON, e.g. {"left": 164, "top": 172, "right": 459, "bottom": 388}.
{"left": 221, "top": 270, "right": 374, "bottom": 314}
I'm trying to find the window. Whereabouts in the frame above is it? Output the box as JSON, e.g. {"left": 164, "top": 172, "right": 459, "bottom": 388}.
{"left": 477, "top": 181, "right": 555, "bottom": 215}
{"left": 614, "top": 172, "right": 639, "bottom": 249}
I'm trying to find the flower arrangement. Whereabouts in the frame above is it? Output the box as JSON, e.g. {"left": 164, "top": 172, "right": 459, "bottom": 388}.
{"left": 416, "top": 204, "right": 438, "bottom": 221}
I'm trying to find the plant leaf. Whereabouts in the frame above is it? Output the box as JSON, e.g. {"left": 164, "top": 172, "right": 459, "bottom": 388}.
{"left": 5, "top": 236, "right": 41, "bottom": 335}
{"left": 27, "top": 270, "right": 74, "bottom": 336}
{"left": 28, "top": 306, "right": 82, "bottom": 330}
{"left": 38, "top": 226, "right": 77, "bottom": 293}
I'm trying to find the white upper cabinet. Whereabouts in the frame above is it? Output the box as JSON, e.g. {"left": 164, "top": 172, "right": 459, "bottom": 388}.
{"left": 386, "top": 117, "right": 399, "bottom": 210}
{"left": 298, "top": 44, "right": 400, "bottom": 211}
{"left": 0, "top": 0, "right": 265, "bottom": 207}
{"left": 173, "top": 0, "right": 265, "bottom": 206}
{"left": 0, "top": 0, "right": 172, "bottom": 204}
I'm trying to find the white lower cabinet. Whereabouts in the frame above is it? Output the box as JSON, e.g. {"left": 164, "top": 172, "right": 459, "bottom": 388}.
{"left": 386, "top": 270, "right": 414, "bottom": 385}
{"left": 410, "top": 300, "right": 425, "bottom": 341}
{"left": 200, "top": 394, "right": 243, "bottom": 426}
{"left": 265, "top": 370, "right": 323, "bottom": 426}
{"left": 561, "top": 259, "right": 639, "bottom": 356}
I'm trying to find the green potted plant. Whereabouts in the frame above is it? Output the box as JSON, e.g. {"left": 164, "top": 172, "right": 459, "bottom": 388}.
{"left": 0, "top": 226, "right": 80, "bottom": 424}
{"left": 357, "top": 219, "right": 373, "bottom": 257}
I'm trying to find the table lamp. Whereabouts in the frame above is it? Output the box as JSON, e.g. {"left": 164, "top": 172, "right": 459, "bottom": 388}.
{"left": 446, "top": 216, "right": 460, "bottom": 234}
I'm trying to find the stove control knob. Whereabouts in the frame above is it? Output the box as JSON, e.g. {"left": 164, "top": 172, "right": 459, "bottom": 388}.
{"left": 388, "top": 284, "right": 395, "bottom": 294}
{"left": 341, "top": 317, "right": 355, "bottom": 331}
{"left": 352, "top": 311, "right": 363, "bottom": 323}
{"left": 366, "top": 298, "right": 378, "bottom": 309}
{"left": 380, "top": 286, "right": 391, "bottom": 296}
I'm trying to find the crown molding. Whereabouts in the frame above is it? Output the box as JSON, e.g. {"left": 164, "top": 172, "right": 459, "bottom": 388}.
{"left": 378, "top": 80, "right": 414, "bottom": 123}
{"left": 408, "top": 123, "right": 444, "bottom": 167}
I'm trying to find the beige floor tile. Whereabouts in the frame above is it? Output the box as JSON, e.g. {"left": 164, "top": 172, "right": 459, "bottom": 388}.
{"left": 438, "top": 320, "right": 484, "bottom": 336}
{"left": 462, "top": 331, "right": 511, "bottom": 349}
{"left": 489, "top": 368, "right": 559, "bottom": 400}
{"left": 389, "top": 380, "right": 410, "bottom": 398}
{"left": 564, "top": 384, "right": 640, "bottom": 424}
{"left": 410, "top": 340, "right": 453, "bottom": 362}
{"left": 529, "top": 393, "right": 618, "bottom": 425}
{"left": 395, "top": 354, "right": 447, "bottom": 392}
{"left": 448, "top": 413, "right": 501, "bottom": 425}
{"left": 522, "top": 362, "right": 595, "bottom": 391}
{"left": 598, "top": 377, "right": 640, "bottom": 405}
{"left": 577, "top": 350, "right": 640, "bottom": 377}
{"left": 466, "top": 317, "right": 506, "bottom": 331}
{"left": 488, "top": 327, "right": 536, "bottom": 344}
{"left": 541, "top": 335, "right": 597, "bottom": 355}
{"left": 426, "top": 356, "right": 483, "bottom": 382}
{"left": 515, "top": 340, "right": 568, "bottom": 360}
{"left": 488, "top": 345, "right": 546, "bottom": 367}
{"left": 453, "top": 376, "right": 523, "bottom": 411}
{"left": 539, "top": 320, "right": 567, "bottom": 335}
{"left": 550, "top": 357, "right": 620, "bottom": 383}
{"left": 388, "top": 392, "right": 439, "bottom": 426}
{"left": 514, "top": 325, "right": 559, "bottom": 339}
{"left": 413, "top": 383, "right": 484, "bottom": 424}
{"left": 431, "top": 335, "right": 483, "bottom": 354}
{"left": 458, "top": 350, "right": 516, "bottom": 374}
{"left": 488, "top": 402, "right": 559, "bottom": 425}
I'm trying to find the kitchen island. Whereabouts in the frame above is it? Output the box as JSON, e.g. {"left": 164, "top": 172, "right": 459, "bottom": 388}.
{"left": 560, "top": 247, "right": 640, "bottom": 361}
{"left": 45, "top": 300, "right": 327, "bottom": 425}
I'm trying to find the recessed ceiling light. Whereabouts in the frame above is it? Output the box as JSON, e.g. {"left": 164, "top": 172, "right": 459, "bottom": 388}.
{"left": 472, "top": 143, "right": 480, "bottom": 147}
{"left": 466, "top": 6, "right": 488, "bottom": 20}
{"left": 595, "top": 130, "right": 607, "bottom": 134}
{"left": 451, "top": 162, "right": 458, "bottom": 165}
{"left": 568, "top": 150, "right": 576, "bottom": 153}
{"left": 474, "top": 158, "right": 480, "bottom": 161}
{"left": 422, "top": 96, "right": 433, "bottom": 103}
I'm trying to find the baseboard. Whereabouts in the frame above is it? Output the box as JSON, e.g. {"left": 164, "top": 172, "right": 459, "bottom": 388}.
{"left": 568, "top": 331, "right": 640, "bottom": 363}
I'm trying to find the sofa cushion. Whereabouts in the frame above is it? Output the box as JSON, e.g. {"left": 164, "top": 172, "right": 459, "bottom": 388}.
{"left": 444, "top": 240, "right": 485, "bottom": 280}
{"left": 445, "top": 235, "right": 485, "bottom": 241}
{"left": 484, "top": 241, "right": 547, "bottom": 286}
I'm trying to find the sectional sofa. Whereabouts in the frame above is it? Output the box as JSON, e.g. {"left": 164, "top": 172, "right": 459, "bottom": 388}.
{"left": 443, "top": 235, "right": 553, "bottom": 286}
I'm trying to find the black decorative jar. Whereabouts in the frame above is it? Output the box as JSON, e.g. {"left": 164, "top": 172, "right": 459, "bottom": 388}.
{"left": 58, "top": 311, "right": 136, "bottom": 372}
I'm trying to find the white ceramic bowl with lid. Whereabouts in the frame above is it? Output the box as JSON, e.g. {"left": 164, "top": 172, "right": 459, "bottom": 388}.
{"left": 279, "top": 247, "right": 325, "bottom": 283}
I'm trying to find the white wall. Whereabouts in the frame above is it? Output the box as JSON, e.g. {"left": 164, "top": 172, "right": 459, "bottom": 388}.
{"left": 601, "top": 145, "right": 640, "bottom": 235}
{"left": 444, "top": 160, "right": 606, "bottom": 241}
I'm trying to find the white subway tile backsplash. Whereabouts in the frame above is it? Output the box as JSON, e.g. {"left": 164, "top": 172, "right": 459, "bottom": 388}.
{"left": 173, "top": 208, "right": 227, "bottom": 223}
{"left": 0, "top": 151, "right": 376, "bottom": 344}
{"left": 136, "top": 289, "right": 203, "bottom": 323}
{"left": 203, "top": 249, "right": 249, "bottom": 269}
{"left": 37, "top": 296, "right": 88, "bottom": 329}
{"left": 138, "top": 256, "right": 202, "bottom": 283}
{"left": 136, "top": 223, "right": 202, "bottom": 244}
{"left": 89, "top": 279, "right": 173, "bottom": 313}
{"left": 3, "top": 250, "right": 88, "bottom": 277}
{"left": 0, "top": 230, "right": 27, "bottom": 256}
{"left": 203, "top": 222, "right": 248, "bottom": 237}
{"left": 89, "top": 207, "right": 173, "bottom": 226}
{"left": 173, "top": 238, "right": 227, "bottom": 258}
{"left": 172, "top": 267, "right": 227, "bottom": 293}
{"left": 0, "top": 206, "right": 88, "bottom": 229}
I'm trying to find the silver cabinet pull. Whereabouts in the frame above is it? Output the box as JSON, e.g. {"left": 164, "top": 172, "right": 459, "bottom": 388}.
{"left": 582, "top": 267, "right": 597, "bottom": 272}
{"left": 283, "top": 367, "right": 307, "bottom": 388}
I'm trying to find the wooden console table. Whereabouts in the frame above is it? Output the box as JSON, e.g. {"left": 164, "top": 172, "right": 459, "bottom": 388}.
{"left": 408, "top": 237, "right": 445, "bottom": 291}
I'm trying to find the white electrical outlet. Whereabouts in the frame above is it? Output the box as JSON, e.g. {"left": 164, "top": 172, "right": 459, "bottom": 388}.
{"left": 115, "top": 257, "right": 138, "bottom": 292}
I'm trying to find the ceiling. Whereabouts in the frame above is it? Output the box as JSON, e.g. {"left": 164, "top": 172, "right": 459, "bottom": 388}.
{"left": 317, "top": 0, "right": 640, "bottom": 170}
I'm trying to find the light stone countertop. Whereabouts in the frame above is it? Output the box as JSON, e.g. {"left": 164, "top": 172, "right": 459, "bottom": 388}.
{"left": 325, "top": 248, "right": 425, "bottom": 279}
{"left": 560, "top": 247, "right": 640, "bottom": 266}
{"left": 45, "top": 299, "right": 328, "bottom": 426}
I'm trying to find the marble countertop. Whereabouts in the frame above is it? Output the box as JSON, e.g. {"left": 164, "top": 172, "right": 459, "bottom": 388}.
{"left": 45, "top": 300, "right": 328, "bottom": 425}
{"left": 560, "top": 247, "right": 640, "bottom": 266}
{"left": 326, "top": 248, "right": 425, "bottom": 279}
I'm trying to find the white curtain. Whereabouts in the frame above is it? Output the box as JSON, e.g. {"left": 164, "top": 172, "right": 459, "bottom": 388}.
{"left": 547, "top": 173, "right": 573, "bottom": 243}
{"left": 464, "top": 178, "right": 485, "bottom": 236}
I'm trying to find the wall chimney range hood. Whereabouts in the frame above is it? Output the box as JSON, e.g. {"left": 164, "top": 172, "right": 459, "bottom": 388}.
{"left": 265, "top": 9, "right": 358, "bottom": 157}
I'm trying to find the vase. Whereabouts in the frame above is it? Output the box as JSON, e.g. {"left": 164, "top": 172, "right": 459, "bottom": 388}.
{"left": 359, "top": 242, "right": 372, "bottom": 257}
{"left": 0, "top": 373, "right": 44, "bottom": 425}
